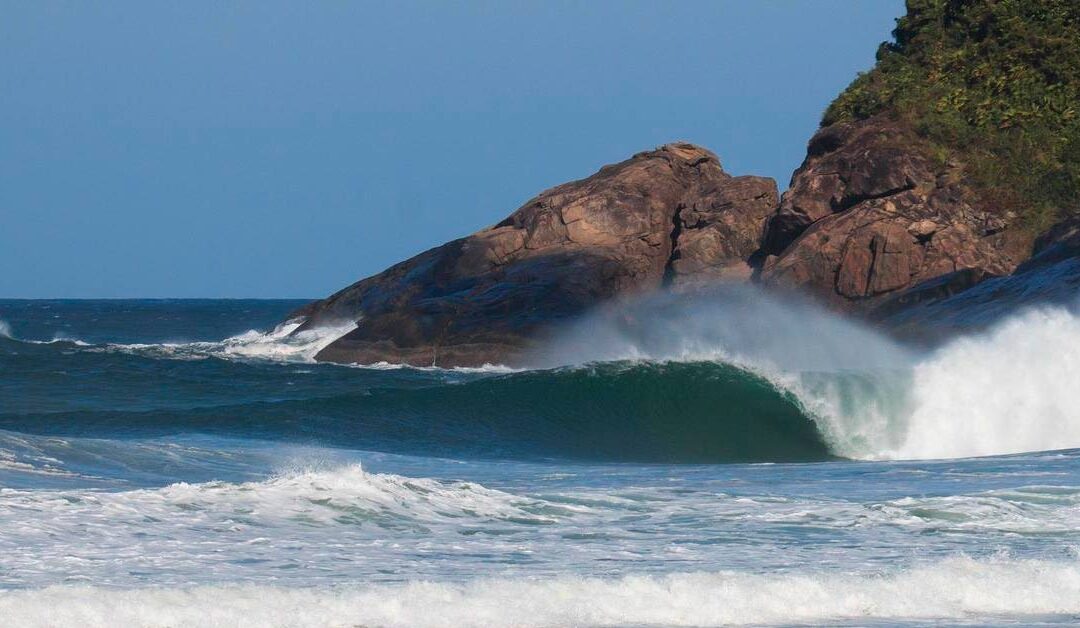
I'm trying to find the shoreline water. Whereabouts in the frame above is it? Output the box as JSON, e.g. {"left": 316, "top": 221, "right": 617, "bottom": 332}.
{"left": 2, "top": 299, "right": 1080, "bottom": 627}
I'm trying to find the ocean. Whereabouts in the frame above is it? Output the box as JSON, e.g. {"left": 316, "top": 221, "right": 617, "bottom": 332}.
{"left": 2, "top": 297, "right": 1080, "bottom": 627}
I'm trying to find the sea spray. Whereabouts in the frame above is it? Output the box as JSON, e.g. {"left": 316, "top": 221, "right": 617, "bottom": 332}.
{"left": 214, "top": 318, "right": 356, "bottom": 362}
{"left": 529, "top": 285, "right": 913, "bottom": 372}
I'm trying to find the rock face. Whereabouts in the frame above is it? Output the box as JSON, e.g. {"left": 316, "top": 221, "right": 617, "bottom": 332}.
{"left": 873, "top": 216, "right": 1080, "bottom": 342}
{"left": 293, "top": 143, "right": 777, "bottom": 366}
{"left": 756, "top": 117, "right": 1031, "bottom": 310}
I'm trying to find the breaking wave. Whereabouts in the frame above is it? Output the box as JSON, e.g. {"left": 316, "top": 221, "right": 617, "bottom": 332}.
{"left": 531, "top": 287, "right": 1080, "bottom": 461}
{"left": 0, "top": 316, "right": 353, "bottom": 362}
{"left": 4, "top": 288, "right": 1080, "bottom": 462}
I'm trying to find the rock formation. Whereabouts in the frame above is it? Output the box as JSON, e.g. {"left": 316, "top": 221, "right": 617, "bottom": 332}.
{"left": 750, "top": 0, "right": 1079, "bottom": 318}
{"left": 292, "top": 144, "right": 777, "bottom": 366}
{"left": 755, "top": 117, "right": 1031, "bottom": 310}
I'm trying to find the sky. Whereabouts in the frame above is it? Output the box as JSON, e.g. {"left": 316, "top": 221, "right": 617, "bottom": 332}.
{"left": 1, "top": 1, "right": 904, "bottom": 298}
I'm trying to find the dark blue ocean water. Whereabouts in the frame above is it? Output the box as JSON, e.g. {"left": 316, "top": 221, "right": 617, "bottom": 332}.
{"left": 2, "top": 299, "right": 1080, "bottom": 627}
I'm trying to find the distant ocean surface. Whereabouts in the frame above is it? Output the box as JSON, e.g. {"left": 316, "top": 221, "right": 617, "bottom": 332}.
{"left": 2, "top": 298, "right": 1080, "bottom": 627}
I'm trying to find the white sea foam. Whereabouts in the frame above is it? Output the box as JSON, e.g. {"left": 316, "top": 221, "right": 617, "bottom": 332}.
{"left": 0, "top": 463, "right": 553, "bottom": 530}
{"left": 353, "top": 359, "right": 520, "bottom": 374}
{"left": 47, "top": 333, "right": 91, "bottom": 346}
{"left": 0, "top": 463, "right": 571, "bottom": 587}
{"left": 3, "top": 556, "right": 1080, "bottom": 627}
{"left": 888, "top": 306, "right": 1080, "bottom": 459}
{"left": 4, "top": 456, "right": 1080, "bottom": 590}
{"left": 212, "top": 319, "right": 356, "bottom": 361}
{"left": 0, "top": 319, "right": 93, "bottom": 346}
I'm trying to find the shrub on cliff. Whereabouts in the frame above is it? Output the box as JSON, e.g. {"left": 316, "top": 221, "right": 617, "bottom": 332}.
{"left": 823, "top": 0, "right": 1080, "bottom": 234}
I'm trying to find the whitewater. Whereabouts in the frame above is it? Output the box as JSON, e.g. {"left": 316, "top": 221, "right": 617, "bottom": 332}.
{"left": 2, "top": 295, "right": 1080, "bottom": 627}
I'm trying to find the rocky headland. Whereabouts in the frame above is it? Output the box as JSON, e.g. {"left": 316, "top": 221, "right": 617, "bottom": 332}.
{"left": 291, "top": 0, "right": 1080, "bottom": 366}
{"left": 293, "top": 144, "right": 777, "bottom": 366}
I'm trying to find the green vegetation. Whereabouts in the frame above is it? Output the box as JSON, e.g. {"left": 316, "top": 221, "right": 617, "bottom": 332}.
{"left": 824, "top": 0, "right": 1080, "bottom": 233}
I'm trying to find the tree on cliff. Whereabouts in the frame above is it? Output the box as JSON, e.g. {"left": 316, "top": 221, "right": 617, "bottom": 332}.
{"left": 824, "top": 0, "right": 1080, "bottom": 234}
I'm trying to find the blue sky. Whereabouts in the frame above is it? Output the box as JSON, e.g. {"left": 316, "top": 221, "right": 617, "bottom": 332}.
{"left": 1, "top": 1, "right": 903, "bottom": 298}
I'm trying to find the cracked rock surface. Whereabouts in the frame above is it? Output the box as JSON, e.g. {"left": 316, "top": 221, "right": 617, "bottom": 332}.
{"left": 757, "top": 116, "right": 1030, "bottom": 311}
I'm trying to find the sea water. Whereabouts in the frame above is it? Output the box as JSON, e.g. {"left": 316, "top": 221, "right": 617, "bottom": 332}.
{"left": 2, "top": 298, "right": 1080, "bottom": 627}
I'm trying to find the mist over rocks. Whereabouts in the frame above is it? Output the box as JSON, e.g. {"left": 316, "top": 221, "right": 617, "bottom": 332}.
{"left": 292, "top": 143, "right": 778, "bottom": 367}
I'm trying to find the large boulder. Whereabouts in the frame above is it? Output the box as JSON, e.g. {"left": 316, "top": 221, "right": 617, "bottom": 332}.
{"left": 755, "top": 117, "right": 1031, "bottom": 310}
{"left": 292, "top": 143, "right": 777, "bottom": 366}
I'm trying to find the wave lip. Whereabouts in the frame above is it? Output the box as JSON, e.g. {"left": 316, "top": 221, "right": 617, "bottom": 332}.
{"left": 3, "top": 557, "right": 1080, "bottom": 627}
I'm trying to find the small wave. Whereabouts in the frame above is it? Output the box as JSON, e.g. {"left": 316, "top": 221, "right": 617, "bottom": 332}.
{"left": 91, "top": 319, "right": 357, "bottom": 364}
{"left": 353, "top": 360, "right": 520, "bottom": 374}
{"left": 5, "top": 452, "right": 1079, "bottom": 537}
{"left": 155, "top": 463, "right": 555, "bottom": 525}
{"left": 0, "top": 463, "right": 555, "bottom": 531}
{"left": 0, "top": 447, "right": 78, "bottom": 479}
{"left": 47, "top": 333, "right": 90, "bottom": 346}
{"left": 0, "top": 319, "right": 91, "bottom": 347}
{"left": 5, "top": 457, "right": 1080, "bottom": 593}
{"left": 3, "top": 556, "right": 1080, "bottom": 627}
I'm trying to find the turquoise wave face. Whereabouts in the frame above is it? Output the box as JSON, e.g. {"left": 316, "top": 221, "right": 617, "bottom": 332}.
{"left": 332, "top": 361, "right": 834, "bottom": 463}
{"left": 0, "top": 334, "right": 832, "bottom": 463}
